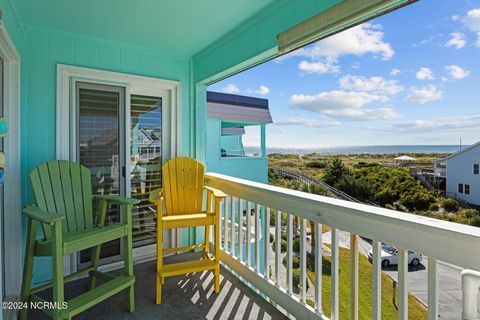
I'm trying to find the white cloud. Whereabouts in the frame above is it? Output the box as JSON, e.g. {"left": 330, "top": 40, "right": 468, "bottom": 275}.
{"left": 339, "top": 75, "right": 403, "bottom": 95}
{"left": 275, "top": 118, "right": 339, "bottom": 128}
{"left": 445, "top": 32, "right": 467, "bottom": 49}
{"left": 416, "top": 67, "right": 434, "bottom": 80}
{"left": 372, "top": 115, "right": 480, "bottom": 132}
{"left": 300, "top": 23, "right": 394, "bottom": 61}
{"left": 390, "top": 68, "right": 402, "bottom": 76}
{"left": 221, "top": 84, "right": 239, "bottom": 94}
{"left": 280, "top": 22, "right": 394, "bottom": 72}
{"left": 445, "top": 65, "right": 470, "bottom": 79}
{"left": 289, "top": 90, "right": 398, "bottom": 120}
{"left": 452, "top": 15, "right": 460, "bottom": 21}
{"left": 255, "top": 85, "right": 270, "bottom": 95}
{"left": 404, "top": 85, "right": 443, "bottom": 104}
{"left": 298, "top": 61, "right": 340, "bottom": 74}
{"left": 464, "top": 8, "right": 480, "bottom": 47}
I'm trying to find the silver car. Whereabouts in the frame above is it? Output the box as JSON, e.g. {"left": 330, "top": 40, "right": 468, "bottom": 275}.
{"left": 368, "top": 244, "right": 422, "bottom": 268}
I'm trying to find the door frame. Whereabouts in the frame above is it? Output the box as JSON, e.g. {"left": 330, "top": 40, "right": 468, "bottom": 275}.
{"left": 0, "top": 22, "right": 22, "bottom": 297}
{"left": 56, "top": 64, "right": 182, "bottom": 274}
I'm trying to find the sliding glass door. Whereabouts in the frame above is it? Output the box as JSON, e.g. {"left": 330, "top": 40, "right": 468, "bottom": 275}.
{"left": 130, "top": 95, "right": 162, "bottom": 248}
{"left": 75, "top": 80, "right": 168, "bottom": 267}
{"left": 77, "top": 82, "right": 125, "bottom": 265}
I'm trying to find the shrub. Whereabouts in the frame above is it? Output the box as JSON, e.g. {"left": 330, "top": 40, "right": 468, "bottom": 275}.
{"left": 323, "top": 159, "right": 350, "bottom": 186}
{"left": 293, "top": 238, "right": 301, "bottom": 252}
{"left": 292, "top": 269, "right": 309, "bottom": 291}
{"left": 281, "top": 232, "right": 288, "bottom": 241}
{"left": 305, "top": 161, "right": 327, "bottom": 169}
{"left": 269, "top": 233, "right": 274, "bottom": 243}
{"left": 271, "top": 239, "right": 288, "bottom": 253}
{"left": 334, "top": 175, "right": 372, "bottom": 201}
{"left": 470, "top": 216, "right": 480, "bottom": 227}
{"left": 462, "top": 209, "right": 479, "bottom": 219}
{"left": 399, "top": 185, "right": 435, "bottom": 211}
{"left": 428, "top": 202, "right": 440, "bottom": 211}
{"left": 306, "top": 252, "right": 332, "bottom": 274}
{"left": 282, "top": 255, "right": 300, "bottom": 269}
{"left": 353, "top": 162, "right": 379, "bottom": 169}
{"left": 442, "top": 198, "right": 459, "bottom": 212}
{"left": 306, "top": 299, "right": 315, "bottom": 308}
{"left": 310, "top": 184, "right": 328, "bottom": 196}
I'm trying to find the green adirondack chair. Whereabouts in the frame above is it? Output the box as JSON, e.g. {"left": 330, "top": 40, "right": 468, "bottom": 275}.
{"left": 19, "top": 160, "right": 140, "bottom": 320}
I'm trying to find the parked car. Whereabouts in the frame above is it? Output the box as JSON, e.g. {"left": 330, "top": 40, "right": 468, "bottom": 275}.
{"left": 368, "top": 244, "right": 422, "bottom": 267}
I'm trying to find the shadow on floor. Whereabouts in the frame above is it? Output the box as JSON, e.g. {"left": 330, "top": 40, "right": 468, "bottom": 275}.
{"left": 29, "top": 253, "right": 287, "bottom": 320}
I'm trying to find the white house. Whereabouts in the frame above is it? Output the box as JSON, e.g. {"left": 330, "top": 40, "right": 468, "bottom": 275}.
{"left": 434, "top": 141, "right": 480, "bottom": 205}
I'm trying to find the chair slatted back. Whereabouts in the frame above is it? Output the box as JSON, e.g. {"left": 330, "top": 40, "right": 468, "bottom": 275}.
{"left": 162, "top": 157, "right": 204, "bottom": 215}
{"left": 29, "top": 160, "right": 93, "bottom": 239}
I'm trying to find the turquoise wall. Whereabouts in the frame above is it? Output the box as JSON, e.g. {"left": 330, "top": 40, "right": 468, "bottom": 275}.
{"left": 18, "top": 25, "right": 193, "bottom": 284}
{"left": 220, "top": 134, "right": 244, "bottom": 156}
{"left": 206, "top": 119, "right": 268, "bottom": 183}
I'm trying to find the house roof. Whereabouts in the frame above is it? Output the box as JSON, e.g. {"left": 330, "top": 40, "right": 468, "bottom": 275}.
{"left": 207, "top": 91, "right": 273, "bottom": 126}
{"left": 433, "top": 141, "right": 479, "bottom": 163}
{"left": 11, "top": 0, "right": 276, "bottom": 56}
{"left": 394, "top": 155, "right": 416, "bottom": 161}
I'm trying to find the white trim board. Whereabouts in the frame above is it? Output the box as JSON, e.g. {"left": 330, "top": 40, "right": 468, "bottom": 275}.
{"left": 0, "top": 21, "right": 22, "bottom": 297}
{"left": 56, "top": 64, "right": 182, "bottom": 274}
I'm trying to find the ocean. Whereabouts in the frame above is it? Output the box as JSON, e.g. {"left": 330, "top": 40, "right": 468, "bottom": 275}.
{"left": 245, "top": 145, "right": 465, "bottom": 155}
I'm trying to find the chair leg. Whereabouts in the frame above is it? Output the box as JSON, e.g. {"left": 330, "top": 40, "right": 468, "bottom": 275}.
{"left": 51, "top": 221, "right": 64, "bottom": 320}
{"left": 88, "top": 244, "right": 102, "bottom": 290}
{"left": 18, "top": 219, "right": 37, "bottom": 320}
{"left": 214, "top": 200, "right": 221, "bottom": 293}
{"left": 156, "top": 220, "right": 163, "bottom": 304}
{"left": 204, "top": 225, "right": 210, "bottom": 258}
{"left": 124, "top": 204, "right": 135, "bottom": 312}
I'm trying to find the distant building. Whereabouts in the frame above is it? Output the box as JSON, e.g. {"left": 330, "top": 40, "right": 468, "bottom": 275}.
{"left": 434, "top": 141, "right": 480, "bottom": 205}
{"left": 206, "top": 91, "right": 273, "bottom": 183}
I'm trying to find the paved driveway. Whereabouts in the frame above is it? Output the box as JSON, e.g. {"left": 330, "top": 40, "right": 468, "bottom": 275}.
{"left": 323, "top": 230, "right": 480, "bottom": 319}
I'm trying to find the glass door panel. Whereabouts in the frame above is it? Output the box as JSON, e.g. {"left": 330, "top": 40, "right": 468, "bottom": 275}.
{"left": 130, "top": 95, "right": 162, "bottom": 248}
{"left": 76, "top": 82, "right": 125, "bottom": 265}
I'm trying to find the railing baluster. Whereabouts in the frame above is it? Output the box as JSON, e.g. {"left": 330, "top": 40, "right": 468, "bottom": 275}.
{"left": 350, "top": 233, "right": 359, "bottom": 320}
{"left": 246, "top": 201, "right": 251, "bottom": 267}
{"left": 428, "top": 257, "right": 438, "bottom": 320}
{"left": 230, "top": 196, "right": 235, "bottom": 257}
{"left": 287, "top": 214, "right": 293, "bottom": 293}
{"left": 238, "top": 198, "right": 243, "bottom": 261}
{"left": 398, "top": 248, "right": 408, "bottom": 320}
{"left": 264, "top": 207, "right": 271, "bottom": 279}
{"left": 223, "top": 197, "right": 228, "bottom": 251}
{"left": 255, "top": 203, "right": 261, "bottom": 272}
{"left": 275, "top": 210, "right": 281, "bottom": 285}
{"left": 315, "top": 223, "right": 322, "bottom": 314}
{"left": 331, "top": 228, "right": 339, "bottom": 320}
{"left": 300, "top": 218, "right": 307, "bottom": 303}
{"left": 372, "top": 240, "right": 382, "bottom": 320}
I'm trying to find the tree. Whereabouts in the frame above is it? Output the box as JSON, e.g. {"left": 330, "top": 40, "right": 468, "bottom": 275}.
{"left": 323, "top": 159, "right": 350, "bottom": 186}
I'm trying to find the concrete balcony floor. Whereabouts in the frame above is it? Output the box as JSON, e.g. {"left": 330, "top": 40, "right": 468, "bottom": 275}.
{"left": 30, "top": 252, "right": 287, "bottom": 320}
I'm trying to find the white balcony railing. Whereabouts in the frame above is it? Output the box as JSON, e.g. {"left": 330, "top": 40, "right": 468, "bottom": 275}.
{"left": 205, "top": 172, "right": 480, "bottom": 320}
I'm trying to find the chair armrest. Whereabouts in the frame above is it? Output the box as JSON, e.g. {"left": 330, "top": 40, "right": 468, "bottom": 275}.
{"left": 204, "top": 186, "right": 227, "bottom": 199}
{"left": 23, "top": 205, "right": 65, "bottom": 225}
{"left": 149, "top": 188, "right": 163, "bottom": 204}
{"left": 95, "top": 195, "right": 140, "bottom": 206}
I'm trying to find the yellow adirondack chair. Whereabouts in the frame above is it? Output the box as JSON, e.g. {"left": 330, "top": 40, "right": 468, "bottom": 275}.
{"left": 149, "top": 157, "right": 226, "bottom": 304}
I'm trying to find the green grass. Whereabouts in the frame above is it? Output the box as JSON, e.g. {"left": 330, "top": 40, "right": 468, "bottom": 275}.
{"left": 307, "top": 247, "right": 427, "bottom": 320}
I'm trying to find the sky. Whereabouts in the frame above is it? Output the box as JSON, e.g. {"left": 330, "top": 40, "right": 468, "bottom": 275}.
{"left": 208, "top": 0, "right": 480, "bottom": 149}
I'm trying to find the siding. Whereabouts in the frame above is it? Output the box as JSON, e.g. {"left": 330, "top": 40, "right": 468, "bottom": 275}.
{"left": 446, "top": 146, "right": 480, "bottom": 205}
